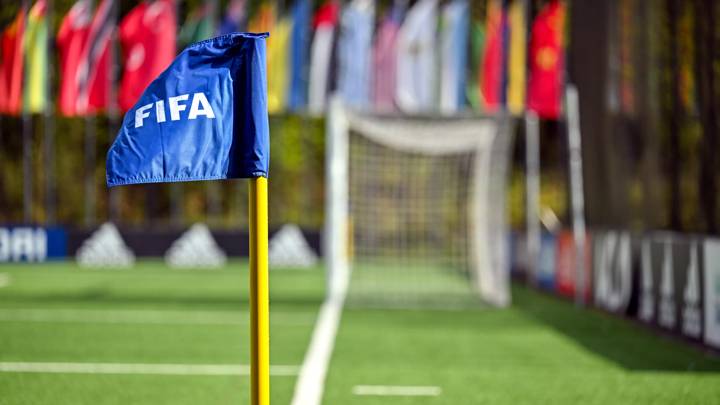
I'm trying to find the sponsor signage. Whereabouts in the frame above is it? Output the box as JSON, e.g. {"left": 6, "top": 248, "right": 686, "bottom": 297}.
{"left": 592, "top": 231, "right": 633, "bottom": 314}
{"left": 556, "top": 231, "right": 592, "bottom": 300}
{"left": 704, "top": 239, "right": 720, "bottom": 349}
{"left": 536, "top": 232, "right": 557, "bottom": 290}
{"left": 0, "top": 226, "right": 66, "bottom": 262}
{"left": 638, "top": 233, "right": 703, "bottom": 340}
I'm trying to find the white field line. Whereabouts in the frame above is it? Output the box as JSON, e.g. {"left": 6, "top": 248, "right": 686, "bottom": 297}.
{"left": 352, "top": 385, "right": 442, "bottom": 397}
{"left": 290, "top": 293, "right": 346, "bottom": 405}
{"left": 0, "top": 273, "right": 10, "bottom": 288}
{"left": 0, "top": 362, "right": 299, "bottom": 377}
{"left": 0, "top": 308, "right": 314, "bottom": 326}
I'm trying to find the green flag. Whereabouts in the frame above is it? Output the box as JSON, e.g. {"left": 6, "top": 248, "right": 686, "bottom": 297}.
{"left": 23, "top": 0, "right": 48, "bottom": 113}
{"left": 179, "top": 5, "right": 215, "bottom": 48}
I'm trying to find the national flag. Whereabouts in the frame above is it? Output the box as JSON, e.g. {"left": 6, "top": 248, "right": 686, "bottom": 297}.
{"left": 372, "top": 2, "right": 404, "bottom": 111}
{"left": 439, "top": 0, "right": 469, "bottom": 114}
{"left": 308, "top": 0, "right": 340, "bottom": 115}
{"left": 0, "top": 8, "right": 26, "bottom": 115}
{"left": 247, "top": 3, "right": 286, "bottom": 113}
{"left": 23, "top": 0, "right": 48, "bottom": 113}
{"left": 119, "top": 0, "right": 177, "bottom": 112}
{"left": 527, "top": 0, "right": 565, "bottom": 119}
{"left": 466, "top": 19, "right": 485, "bottom": 110}
{"left": 75, "top": 0, "right": 115, "bottom": 114}
{"left": 217, "top": 0, "right": 247, "bottom": 36}
{"left": 267, "top": 16, "right": 291, "bottom": 114}
{"left": 396, "top": 0, "right": 438, "bottom": 113}
{"left": 57, "top": 0, "right": 92, "bottom": 116}
{"left": 287, "top": 0, "right": 310, "bottom": 111}
{"left": 506, "top": 0, "right": 527, "bottom": 115}
{"left": 337, "top": 0, "right": 374, "bottom": 109}
{"left": 178, "top": 4, "right": 215, "bottom": 48}
{"left": 480, "top": 0, "right": 506, "bottom": 112}
{"left": 106, "top": 32, "right": 270, "bottom": 186}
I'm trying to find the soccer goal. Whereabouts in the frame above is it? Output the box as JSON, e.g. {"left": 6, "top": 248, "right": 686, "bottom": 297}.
{"left": 325, "top": 100, "right": 514, "bottom": 308}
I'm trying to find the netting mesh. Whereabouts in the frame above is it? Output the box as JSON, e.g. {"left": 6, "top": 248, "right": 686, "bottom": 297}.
{"left": 348, "top": 131, "right": 478, "bottom": 307}
{"left": 326, "top": 108, "right": 513, "bottom": 308}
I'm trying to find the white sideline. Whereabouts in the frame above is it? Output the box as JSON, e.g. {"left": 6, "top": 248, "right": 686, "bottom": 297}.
{"left": 0, "top": 308, "right": 314, "bottom": 326}
{"left": 0, "top": 273, "right": 10, "bottom": 288}
{"left": 0, "top": 362, "right": 299, "bottom": 377}
{"left": 290, "top": 294, "right": 346, "bottom": 405}
{"left": 352, "top": 385, "right": 442, "bottom": 397}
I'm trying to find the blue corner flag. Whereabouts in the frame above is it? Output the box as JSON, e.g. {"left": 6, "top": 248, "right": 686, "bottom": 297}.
{"left": 107, "top": 33, "right": 270, "bottom": 187}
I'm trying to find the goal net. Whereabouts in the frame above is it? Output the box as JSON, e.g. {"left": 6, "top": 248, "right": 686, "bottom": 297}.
{"left": 325, "top": 100, "right": 514, "bottom": 308}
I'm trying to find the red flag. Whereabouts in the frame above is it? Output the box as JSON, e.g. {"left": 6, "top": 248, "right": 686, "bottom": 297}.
{"left": 57, "top": 0, "right": 91, "bottom": 116}
{"left": 480, "top": 0, "right": 505, "bottom": 112}
{"left": 118, "top": 0, "right": 177, "bottom": 111}
{"left": 527, "top": 0, "right": 565, "bottom": 119}
{"left": 0, "top": 8, "right": 26, "bottom": 114}
{"left": 57, "top": 0, "right": 114, "bottom": 116}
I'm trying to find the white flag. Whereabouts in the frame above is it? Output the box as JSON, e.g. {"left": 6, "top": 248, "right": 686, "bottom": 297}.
{"left": 396, "top": 0, "right": 438, "bottom": 113}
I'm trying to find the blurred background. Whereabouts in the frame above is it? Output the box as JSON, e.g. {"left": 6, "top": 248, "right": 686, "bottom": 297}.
{"left": 1, "top": 0, "right": 720, "bottom": 404}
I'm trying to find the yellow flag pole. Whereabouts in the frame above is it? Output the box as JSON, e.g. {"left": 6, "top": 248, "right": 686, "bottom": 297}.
{"left": 249, "top": 177, "right": 270, "bottom": 405}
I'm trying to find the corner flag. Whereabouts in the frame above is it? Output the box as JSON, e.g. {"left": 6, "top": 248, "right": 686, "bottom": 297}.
{"left": 107, "top": 32, "right": 269, "bottom": 186}
{"left": 105, "top": 32, "right": 271, "bottom": 405}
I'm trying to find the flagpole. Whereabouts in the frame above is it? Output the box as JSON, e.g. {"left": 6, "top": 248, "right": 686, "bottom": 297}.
{"left": 249, "top": 176, "right": 270, "bottom": 405}
{"left": 22, "top": 0, "right": 33, "bottom": 224}
{"left": 44, "top": 0, "right": 56, "bottom": 225}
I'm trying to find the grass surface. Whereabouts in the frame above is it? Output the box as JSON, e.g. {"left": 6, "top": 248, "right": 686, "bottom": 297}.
{"left": 325, "top": 285, "right": 720, "bottom": 404}
{"left": 0, "top": 261, "right": 324, "bottom": 405}
{"left": 1, "top": 261, "right": 719, "bottom": 404}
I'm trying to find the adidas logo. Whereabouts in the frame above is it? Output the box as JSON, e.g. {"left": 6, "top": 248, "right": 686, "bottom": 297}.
{"left": 165, "top": 223, "right": 227, "bottom": 269}
{"left": 269, "top": 224, "right": 318, "bottom": 268}
{"left": 76, "top": 223, "right": 135, "bottom": 268}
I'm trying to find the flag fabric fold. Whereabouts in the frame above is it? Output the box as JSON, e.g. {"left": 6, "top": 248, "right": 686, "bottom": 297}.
{"left": 75, "top": 0, "right": 115, "bottom": 114}
{"left": 57, "top": 0, "right": 92, "bottom": 116}
{"left": 337, "top": 0, "right": 374, "bottom": 109}
{"left": 506, "top": 0, "right": 527, "bottom": 115}
{"left": 527, "top": 0, "right": 565, "bottom": 119}
{"left": 0, "top": 8, "right": 26, "bottom": 115}
{"left": 23, "top": 0, "right": 49, "bottom": 113}
{"left": 308, "top": 0, "right": 340, "bottom": 115}
{"left": 107, "top": 33, "right": 270, "bottom": 187}
{"left": 119, "top": 0, "right": 177, "bottom": 112}
{"left": 396, "top": 0, "right": 438, "bottom": 113}
{"left": 372, "top": 2, "right": 404, "bottom": 111}
{"left": 480, "top": 0, "right": 506, "bottom": 112}
{"left": 288, "top": 0, "right": 311, "bottom": 111}
{"left": 179, "top": 4, "right": 215, "bottom": 48}
{"left": 439, "top": 0, "right": 469, "bottom": 114}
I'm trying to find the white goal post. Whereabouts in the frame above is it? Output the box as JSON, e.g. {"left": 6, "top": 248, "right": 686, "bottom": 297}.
{"left": 325, "top": 99, "right": 514, "bottom": 307}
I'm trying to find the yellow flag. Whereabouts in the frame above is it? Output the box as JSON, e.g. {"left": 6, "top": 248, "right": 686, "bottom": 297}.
{"left": 24, "top": 0, "right": 48, "bottom": 113}
{"left": 248, "top": 3, "right": 289, "bottom": 113}
{"left": 267, "top": 18, "right": 291, "bottom": 114}
{"left": 507, "top": 0, "right": 526, "bottom": 115}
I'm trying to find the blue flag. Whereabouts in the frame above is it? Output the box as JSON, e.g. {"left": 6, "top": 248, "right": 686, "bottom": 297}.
{"left": 107, "top": 33, "right": 269, "bottom": 187}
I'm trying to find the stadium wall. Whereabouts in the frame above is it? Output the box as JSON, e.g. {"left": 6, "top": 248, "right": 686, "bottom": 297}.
{"left": 512, "top": 229, "right": 720, "bottom": 352}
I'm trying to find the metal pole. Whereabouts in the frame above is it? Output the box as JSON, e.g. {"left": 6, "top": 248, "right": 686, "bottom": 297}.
{"left": 525, "top": 112, "right": 541, "bottom": 285}
{"left": 249, "top": 177, "right": 270, "bottom": 405}
{"left": 44, "top": 0, "right": 56, "bottom": 225}
{"left": 22, "top": 0, "right": 32, "bottom": 224}
{"left": 566, "top": 84, "right": 587, "bottom": 307}
{"left": 108, "top": 0, "right": 121, "bottom": 223}
{"left": 84, "top": 115, "right": 96, "bottom": 226}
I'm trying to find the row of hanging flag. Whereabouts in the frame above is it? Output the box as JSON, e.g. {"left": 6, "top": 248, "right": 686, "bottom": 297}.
{"left": 0, "top": 0, "right": 566, "bottom": 119}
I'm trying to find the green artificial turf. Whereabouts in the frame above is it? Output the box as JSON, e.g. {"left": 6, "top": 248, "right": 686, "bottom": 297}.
{"left": 323, "top": 285, "right": 720, "bottom": 404}
{"left": 1, "top": 261, "right": 719, "bottom": 404}
{"left": 0, "top": 261, "right": 325, "bottom": 405}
